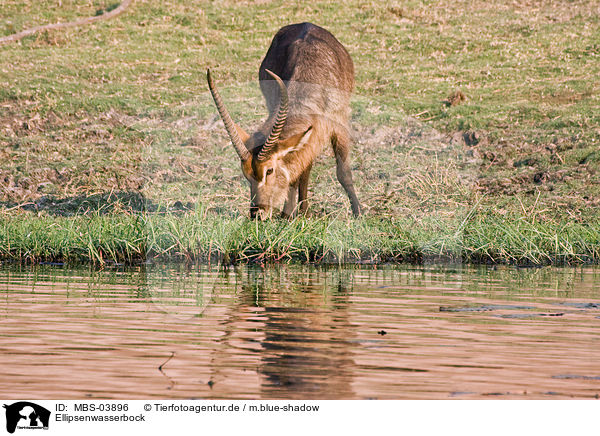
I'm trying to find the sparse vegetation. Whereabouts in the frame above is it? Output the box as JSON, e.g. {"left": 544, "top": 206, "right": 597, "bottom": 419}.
{"left": 0, "top": 0, "right": 598, "bottom": 265}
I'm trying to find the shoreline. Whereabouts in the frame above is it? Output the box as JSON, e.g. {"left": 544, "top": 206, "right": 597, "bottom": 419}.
{"left": 2, "top": 211, "right": 598, "bottom": 266}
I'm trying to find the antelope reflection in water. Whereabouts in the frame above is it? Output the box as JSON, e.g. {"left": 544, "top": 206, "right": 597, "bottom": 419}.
{"left": 203, "top": 266, "right": 356, "bottom": 399}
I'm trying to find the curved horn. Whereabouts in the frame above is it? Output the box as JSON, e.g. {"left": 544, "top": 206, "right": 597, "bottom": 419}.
{"left": 207, "top": 69, "right": 250, "bottom": 161}
{"left": 258, "top": 69, "right": 289, "bottom": 161}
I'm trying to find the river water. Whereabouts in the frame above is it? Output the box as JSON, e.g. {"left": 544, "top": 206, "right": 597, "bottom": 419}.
{"left": 1, "top": 264, "right": 599, "bottom": 399}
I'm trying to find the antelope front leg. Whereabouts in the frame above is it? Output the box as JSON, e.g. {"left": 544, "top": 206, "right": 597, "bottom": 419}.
{"left": 281, "top": 181, "right": 299, "bottom": 219}
{"left": 298, "top": 163, "right": 313, "bottom": 214}
{"left": 332, "top": 133, "right": 361, "bottom": 217}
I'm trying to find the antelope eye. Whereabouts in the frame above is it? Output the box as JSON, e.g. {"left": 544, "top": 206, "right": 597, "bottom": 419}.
{"left": 266, "top": 168, "right": 274, "bottom": 176}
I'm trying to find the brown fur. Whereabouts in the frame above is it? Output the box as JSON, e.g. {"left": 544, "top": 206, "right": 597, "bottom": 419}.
{"left": 210, "top": 22, "right": 361, "bottom": 218}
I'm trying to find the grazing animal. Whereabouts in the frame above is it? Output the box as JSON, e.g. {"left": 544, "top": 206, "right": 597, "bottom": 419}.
{"left": 208, "top": 22, "right": 361, "bottom": 219}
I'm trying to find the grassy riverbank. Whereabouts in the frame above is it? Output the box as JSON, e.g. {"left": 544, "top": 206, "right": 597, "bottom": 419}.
{"left": 1, "top": 209, "right": 598, "bottom": 265}
{"left": 1, "top": 0, "right": 598, "bottom": 265}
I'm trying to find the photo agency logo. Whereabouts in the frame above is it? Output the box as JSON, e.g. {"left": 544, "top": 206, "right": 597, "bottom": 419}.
{"left": 3, "top": 402, "right": 50, "bottom": 434}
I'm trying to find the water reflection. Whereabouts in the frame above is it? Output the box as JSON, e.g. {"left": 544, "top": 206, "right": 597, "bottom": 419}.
{"left": 231, "top": 267, "right": 355, "bottom": 399}
{"left": 0, "top": 264, "right": 599, "bottom": 399}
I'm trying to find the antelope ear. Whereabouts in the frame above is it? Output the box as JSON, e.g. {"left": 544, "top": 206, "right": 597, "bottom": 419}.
{"left": 235, "top": 123, "right": 250, "bottom": 143}
{"left": 278, "top": 126, "right": 313, "bottom": 156}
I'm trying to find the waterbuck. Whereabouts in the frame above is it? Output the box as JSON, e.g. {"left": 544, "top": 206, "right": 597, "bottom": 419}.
{"left": 207, "top": 22, "right": 361, "bottom": 219}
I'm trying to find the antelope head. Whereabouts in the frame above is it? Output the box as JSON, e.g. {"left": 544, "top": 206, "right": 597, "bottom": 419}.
{"left": 207, "top": 68, "right": 312, "bottom": 219}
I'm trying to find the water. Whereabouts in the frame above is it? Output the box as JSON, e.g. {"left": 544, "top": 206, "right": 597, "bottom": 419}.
{"left": 1, "top": 264, "right": 599, "bottom": 399}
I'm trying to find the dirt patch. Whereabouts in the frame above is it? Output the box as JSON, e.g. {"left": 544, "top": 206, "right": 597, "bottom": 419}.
{"left": 530, "top": 89, "right": 595, "bottom": 105}
{"left": 0, "top": 0, "right": 133, "bottom": 45}
{"left": 5, "top": 191, "right": 193, "bottom": 216}
{"left": 1, "top": 99, "right": 596, "bottom": 221}
{"left": 444, "top": 90, "right": 466, "bottom": 107}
